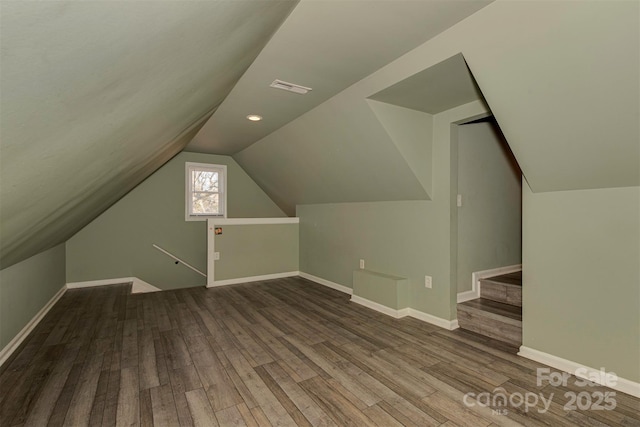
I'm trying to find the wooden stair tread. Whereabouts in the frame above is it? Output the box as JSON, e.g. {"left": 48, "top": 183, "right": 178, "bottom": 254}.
{"left": 448, "top": 328, "right": 520, "bottom": 355}
{"left": 458, "top": 270, "right": 523, "bottom": 346}
{"left": 458, "top": 298, "right": 522, "bottom": 322}
{"left": 480, "top": 271, "right": 522, "bottom": 287}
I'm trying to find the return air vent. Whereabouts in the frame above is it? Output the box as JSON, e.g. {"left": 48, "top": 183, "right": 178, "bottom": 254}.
{"left": 270, "top": 79, "right": 312, "bottom": 95}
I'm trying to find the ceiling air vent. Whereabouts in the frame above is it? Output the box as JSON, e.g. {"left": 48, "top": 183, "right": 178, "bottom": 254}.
{"left": 270, "top": 79, "right": 312, "bottom": 95}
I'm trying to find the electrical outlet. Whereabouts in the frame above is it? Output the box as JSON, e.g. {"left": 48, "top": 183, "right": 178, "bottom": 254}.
{"left": 359, "top": 259, "right": 365, "bottom": 269}
{"left": 425, "top": 275, "right": 432, "bottom": 288}
{"left": 213, "top": 252, "right": 220, "bottom": 261}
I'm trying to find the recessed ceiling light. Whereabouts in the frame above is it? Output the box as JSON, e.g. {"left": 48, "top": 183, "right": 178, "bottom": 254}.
{"left": 246, "top": 115, "right": 263, "bottom": 121}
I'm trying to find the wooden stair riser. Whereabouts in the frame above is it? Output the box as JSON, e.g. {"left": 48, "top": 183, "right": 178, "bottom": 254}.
{"left": 480, "top": 279, "right": 522, "bottom": 307}
{"left": 457, "top": 305, "right": 522, "bottom": 347}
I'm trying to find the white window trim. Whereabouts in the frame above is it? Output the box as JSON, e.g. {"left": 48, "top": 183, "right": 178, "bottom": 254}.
{"left": 185, "top": 162, "right": 227, "bottom": 221}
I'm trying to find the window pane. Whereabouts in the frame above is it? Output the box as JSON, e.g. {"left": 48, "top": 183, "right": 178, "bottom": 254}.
{"left": 192, "top": 192, "right": 219, "bottom": 214}
{"left": 192, "top": 170, "right": 219, "bottom": 192}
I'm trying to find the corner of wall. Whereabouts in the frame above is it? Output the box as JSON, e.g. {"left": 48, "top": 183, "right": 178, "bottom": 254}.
{"left": 0, "top": 243, "right": 67, "bottom": 360}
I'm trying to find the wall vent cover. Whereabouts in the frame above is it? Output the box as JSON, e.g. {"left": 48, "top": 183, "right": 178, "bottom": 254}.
{"left": 269, "top": 79, "right": 312, "bottom": 95}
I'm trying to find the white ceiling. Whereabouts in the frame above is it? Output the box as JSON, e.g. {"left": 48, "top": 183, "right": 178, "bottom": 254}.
{"left": 187, "top": 0, "right": 493, "bottom": 155}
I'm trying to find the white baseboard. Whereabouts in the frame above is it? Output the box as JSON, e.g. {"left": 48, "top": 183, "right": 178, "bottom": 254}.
{"left": 456, "top": 289, "right": 478, "bottom": 303}
{"left": 299, "top": 272, "right": 353, "bottom": 295}
{"left": 301, "top": 273, "right": 457, "bottom": 330}
{"left": 349, "top": 295, "right": 459, "bottom": 330}
{"left": 457, "top": 264, "right": 522, "bottom": 303}
{"left": 208, "top": 271, "right": 299, "bottom": 288}
{"left": 407, "top": 308, "right": 459, "bottom": 330}
{"left": 66, "top": 277, "right": 161, "bottom": 293}
{"left": 0, "top": 285, "right": 67, "bottom": 367}
{"left": 518, "top": 346, "right": 640, "bottom": 398}
{"left": 66, "top": 277, "right": 132, "bottom": 289}
{"left": 350, "top": 295, "right": 406, "bottom": 318}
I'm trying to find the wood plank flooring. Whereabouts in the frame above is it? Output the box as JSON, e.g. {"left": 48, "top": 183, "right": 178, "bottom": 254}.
{"left": 1, "top": 277, "right": 638, "bottom": 426}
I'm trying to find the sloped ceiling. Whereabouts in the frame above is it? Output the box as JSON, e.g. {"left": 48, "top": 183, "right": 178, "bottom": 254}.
{"left": 368, "top": 54, "right": 482, "bottom": 115}
{"left": 0, "top": 0, "right": 297, "bottom": 268}
{"left": 462, "top": 0, "right": 639, "bottom": 192}
{"left": 233, "top": 54, "right": 486, "bottom": 216}
{"left": 231, "top": 1, "right": 638, "bottom": 215}
{"left": 187, "top": 0, "right": 493, "bottom": 154}
{"left": 3, "top": 0, "right": 636, "bottom": 268}
{"left": 367, "top": 101, "right": 435, "bottom": 195}
{"left": 233, "top": 97, "right": 432, "bottom": 216}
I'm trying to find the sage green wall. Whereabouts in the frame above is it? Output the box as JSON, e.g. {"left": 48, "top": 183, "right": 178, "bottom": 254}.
{"left": 66, "top": 152, "right": 285, "bottom": 290}
{"left": 456, "top": 120, "right": 522, "bottom": 292}
{"left": 523, "top": 184, "right": 640, "bottom": 382}
{"left": 0, "top": 243, "right": 66, "bottom": 349}
{"left": 213, "top": 224, "right": 298, "bottom": 281}
{"left": 298, "top": 101, "right": 488, "bottom": 321}
{"left": 298, "top": 201, "right": 444, "bottom": 315}
{"left": 353, "top": 270, "right": 408, "bottom": 310}
{"left": 367, "top": 100, "right": 433, "bottom": 196}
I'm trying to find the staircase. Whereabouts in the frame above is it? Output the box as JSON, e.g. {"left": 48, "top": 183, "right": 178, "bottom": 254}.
{"left": 457, "top": 271, "right": 522, "bottom": 347}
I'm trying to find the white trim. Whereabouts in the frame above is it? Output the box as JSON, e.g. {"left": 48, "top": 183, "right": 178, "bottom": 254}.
{"left": 185, "top": 162, "right": 227, "bottom": 221}
{"left": 348, "top": 295, "right": 459, "bottom": 330}
{"left": 208, "top": 271, "right": 299, "bottom": 288}
{"left": 66, "top": 277, "right": 161, "bottom": 294}
{"left": 397, "top": 308, "right": 411, "bottom": 318}
{"left": 66, "top": 277, "right": 132, "bottom": 289}
{"left": 457, "top": 264, "right": 522, "bottom": 303}
{"left": 456, "top": 289, "right": 479, "bottom": 303}
{"left": 350, "top": 295, "right": 406, "bottom": 318}
{"left": 301, "top": 273, "right": 458, "bottom": 329}
{"left": 299, "top": 272, "right": 353, "bottom": 295}
{"left": 207, "top": 221, "right": 215, "bottom": 287}
{"left": 0, "top": 285, "right": 67, "bottom": 367}
{"left": 518, "top": 346, "right": 640, "bottom": 398}
{"left": 407, "top": 308, "right": 459, "bottom": 330}
{"left": 210, "top": 217, "right": 299, "bottom": 226}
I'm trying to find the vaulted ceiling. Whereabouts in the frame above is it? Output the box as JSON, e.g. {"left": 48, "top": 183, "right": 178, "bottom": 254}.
{"left": 2, "top": 0, "right": 638, "bottom": 269}
{"left": 0, "top": 0, "right": 298, "bottom": 268}
{"left": 215, "top": 0, "right": 640, "bottom": 216}
{"left": 187, "top": 0, "right": 492, "bottom": 154}
{"left": 0, "top": 0, "right": 492, "bottom": 268}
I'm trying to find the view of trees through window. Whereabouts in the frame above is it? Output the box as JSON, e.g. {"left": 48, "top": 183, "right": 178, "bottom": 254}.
{"left": 191, "top": 170, "right": 219, "bottom": 214}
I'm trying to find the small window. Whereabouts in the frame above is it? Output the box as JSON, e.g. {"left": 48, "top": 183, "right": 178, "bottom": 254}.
{"left": 186, "top": 162, "right": 227, "bottom": 220}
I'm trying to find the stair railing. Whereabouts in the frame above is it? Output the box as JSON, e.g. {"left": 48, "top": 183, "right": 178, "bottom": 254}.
{"left": 152, "top": 244, "right": 206, "bottom": 278}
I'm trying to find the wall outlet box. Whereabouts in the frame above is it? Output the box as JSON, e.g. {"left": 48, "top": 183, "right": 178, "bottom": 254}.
{"left": 213, "top": 252, "right": 220, "bottom": 261}
{"left": 425, "top": 275, "right": 432, "bottom": 288}
{"left": 359, "top": 259, "right": 365, "bottom": 269}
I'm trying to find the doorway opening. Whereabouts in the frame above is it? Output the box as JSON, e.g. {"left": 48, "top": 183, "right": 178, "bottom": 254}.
{"left": 454, "top": 116, "right": 523, "bottom": 348}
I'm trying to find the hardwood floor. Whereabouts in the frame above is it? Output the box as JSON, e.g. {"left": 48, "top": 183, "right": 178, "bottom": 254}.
{"left": 1, "top": 277, "right": 638, "bottom": 426}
